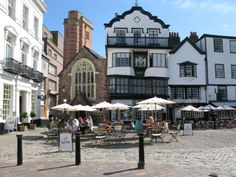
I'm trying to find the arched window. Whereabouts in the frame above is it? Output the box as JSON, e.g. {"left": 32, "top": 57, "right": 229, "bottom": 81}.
{"left": 72, "top": 59, "right": 96, "bottom": 100}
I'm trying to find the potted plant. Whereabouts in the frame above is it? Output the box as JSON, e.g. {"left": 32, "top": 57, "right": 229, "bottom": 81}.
{"left": 20, "top": 112, "right": 28, "bottom": 131}
{"left": 30, "top": 111, "right": 36, "bottom": 129}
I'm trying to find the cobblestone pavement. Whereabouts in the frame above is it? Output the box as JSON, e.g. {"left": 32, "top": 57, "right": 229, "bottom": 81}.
{"left": 0, "top": 128, "right": 236, "bottom": 177}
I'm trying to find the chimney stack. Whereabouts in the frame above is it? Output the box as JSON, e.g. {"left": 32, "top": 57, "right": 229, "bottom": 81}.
{"left": 189, "top": 32, "right": 198, "bottom": 43}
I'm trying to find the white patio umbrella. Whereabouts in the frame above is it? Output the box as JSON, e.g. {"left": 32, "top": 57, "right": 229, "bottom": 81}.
{"left": 92, "top": 101, "right": 113, "bottom": 109}
{"left": 180, "top": 105, "right": 203, "bottom": 120}
{"left": 108, "top": 103, "right": 130, "bottom": 110}
{"left": 51, "top": 103, "right": 76, "bottom": 121}
{"left": 180, "top": 105, "right": 201, "bottom": 112}
{"left": 137, "top": 96, "right": 175, "bottom": 105}
{"left": 138, "top": 104, "right": 165, "bottom": 111}
{"left": 92, "top": 101, "right": 113, "bottom": 122}
{"left": 137, "top": 96, "right": 175, "bottom": 120}
{"left": 73, "top": 104, "right": 97, "bottom": 112}
{"left": 107, "top": 103, "right": 130, "bottom": 120}
{"left": 222, "top": 105, "right": 236, "bottom": 110}
{"left": 51, "top": 103, "right": 76, "bottom": 111}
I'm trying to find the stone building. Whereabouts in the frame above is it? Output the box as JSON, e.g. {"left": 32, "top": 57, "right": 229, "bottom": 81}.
{"left": 59, "top": 11, "right": 108, "bottom": 111}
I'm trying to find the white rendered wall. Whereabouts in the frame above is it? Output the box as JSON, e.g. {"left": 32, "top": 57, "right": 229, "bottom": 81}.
{"left": 168, "top": 41, "right": 206, "bottom": 85}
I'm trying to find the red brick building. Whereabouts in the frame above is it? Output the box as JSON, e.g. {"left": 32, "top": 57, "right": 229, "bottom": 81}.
{"left": 59, "top": 11, "right": 109, "bottom": 107}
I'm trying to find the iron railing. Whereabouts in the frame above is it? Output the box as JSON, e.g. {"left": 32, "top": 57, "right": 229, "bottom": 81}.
{"left": 3, "top": 58, "right": 43, "bottom": 83}
{"left": 107, "top": 36, "right": 170, "bottom": 48}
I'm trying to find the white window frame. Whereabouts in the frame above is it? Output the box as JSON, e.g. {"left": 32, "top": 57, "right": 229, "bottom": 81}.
{"left": 8, "top": 0, "right": 15, "bottom": 19}
{"left": 21, "top": 42, "right": 28, "bottom": 65}
{"left": 22, "top": 5, "right": 29, "bottom": 30}
{"left": 6, "top": 34, "right": 14, "bottom": 58}
{"left": 34, "top": 17, "right": 39, "bottom": 39}
{"left": 3, "top": 85, "right": 12, "bottom": 119}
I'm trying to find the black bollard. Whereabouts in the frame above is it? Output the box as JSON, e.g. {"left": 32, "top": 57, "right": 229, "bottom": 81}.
{"left": 75, "top": 132, "right": 81, "bottom": 165}
{"left": 16, "top": 134, "right": 23, "bottom": 166}
{"left": 137, "top": 132, "right": 145, "bottom": 169}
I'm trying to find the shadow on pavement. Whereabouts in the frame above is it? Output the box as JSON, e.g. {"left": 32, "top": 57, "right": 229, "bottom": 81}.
{"left": 22, "top": 135, "right": 44, "bottom": 141}
{"left": 37, "top": 164, "right": 75, "bottom": 171}
{"left": 103, "top": 167, "right": 139, "bottom": 175}
{"left": 0, "top": 165, "right": 17, "bottom": 169}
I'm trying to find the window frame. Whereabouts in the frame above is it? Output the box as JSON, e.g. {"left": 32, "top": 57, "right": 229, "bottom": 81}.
{"left": 34, "top": 17, "right": 39, "bottom": 39}
{"left": 215, "top": 64, "right": 225, "bottom": 78}
{"left": 230, "top": 40, "right": 236, "bottom": 53}
{"left": 231, "top": 65, "right": 236, "bottom": 79}
{"left": 8, "top": 0, "right": 15, "bottom": 19}
{"left": 179, "top": 62, "right": 197, "bottom": 77}
{"left": 213, "top": 38, "right": 223, "bottom": 53}
{"left": 112, "top": 52, "right": 131, "bottom": 67}
{"left": 48, "top": 63, "right": 57, "bottom": 76}
{"left": 22, "top": 5, "right": 29, "bottom": 31}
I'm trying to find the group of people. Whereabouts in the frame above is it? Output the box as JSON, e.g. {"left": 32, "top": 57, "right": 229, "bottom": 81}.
{"left": 49, "top": 114, "right": 93, "bottom": 134}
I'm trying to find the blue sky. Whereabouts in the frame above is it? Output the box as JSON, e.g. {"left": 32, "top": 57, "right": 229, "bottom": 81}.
{"left": 44, "top": 0, "right": 236, "bottom": 57}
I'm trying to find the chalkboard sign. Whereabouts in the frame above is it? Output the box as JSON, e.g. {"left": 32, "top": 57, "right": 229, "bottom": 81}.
{"left": 183, "top": 123, "right": 193, "bottom": 135}
{"left": 59, "top": 131, "right": 73, "bottom": 151}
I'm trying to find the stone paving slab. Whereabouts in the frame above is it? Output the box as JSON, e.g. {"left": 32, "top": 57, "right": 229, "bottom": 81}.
{"left": 0, "top": 128, "right": 236, "bottom": 176}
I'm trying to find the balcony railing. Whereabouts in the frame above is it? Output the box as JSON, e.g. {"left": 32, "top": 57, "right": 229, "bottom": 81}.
{"left": 3, "top": 58, "right": 21, "bottom": 74}
{"left": 3, "top": 58, "right": 43, "bottom": 83}
{"left": 32, "top": 70, "right": 44, "bottom": 83}
{"left": 20, "top": 64, "right": 33, "bottom": 79}
{"left": 107, "top": 36, "right": 170, "bottom": 48}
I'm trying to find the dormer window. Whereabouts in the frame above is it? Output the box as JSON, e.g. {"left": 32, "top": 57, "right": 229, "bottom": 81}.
{"left": 179, "top": 61, "right": 197, "bottom": 77}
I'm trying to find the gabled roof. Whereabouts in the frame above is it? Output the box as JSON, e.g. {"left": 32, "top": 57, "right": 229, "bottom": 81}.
{"left": 169, "top": 37, "right": 205, "bottom": 54}
{"left": 58, "top": 46, "right": 105, "bottom": 77}
{"left": 104, "top": 6, "right": 170, "bottom": 28}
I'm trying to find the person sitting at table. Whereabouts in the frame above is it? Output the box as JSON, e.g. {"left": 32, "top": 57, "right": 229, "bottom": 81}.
{"left": 87, "top": 116, "right": 94, "bottom": 132}
{"left": 72, "top": 118, "right": 79, "bottom": 131}
{"left": 58, "top": 118, "right": 66, "bottom": 129}
{"left": 134, "top": 118, "right": 143, "bottom": 131}
{"left": 147, "top": 116, "right": 155, "bottom": 127}
{"left": 79, "top": 117, "right": 87, "bottom": 134}
{"left": 50, "top": 117, "right": 58, "bottom": 130}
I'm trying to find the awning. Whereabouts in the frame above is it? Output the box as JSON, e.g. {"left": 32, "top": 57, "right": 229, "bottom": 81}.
{"left": 211, "top": 101, "right": 236, "bottom": 108}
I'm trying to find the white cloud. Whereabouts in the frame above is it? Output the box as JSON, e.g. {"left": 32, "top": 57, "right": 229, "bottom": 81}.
{"left": 167, "top": 0, "right": 236, "bottom": 14}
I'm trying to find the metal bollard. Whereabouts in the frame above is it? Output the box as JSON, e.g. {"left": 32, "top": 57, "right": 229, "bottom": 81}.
{"left": 16, "top": 134, "right": 23, "bottom": 166}
{"left": 75, "top": 132, "right": 81, "bottom": 165}
{"left": 137, "top": 132, "right": 145, "bottom": 169}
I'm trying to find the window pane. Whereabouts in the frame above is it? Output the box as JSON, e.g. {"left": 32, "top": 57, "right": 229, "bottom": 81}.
{"left": 214, "top": 38, "right": 223, "bottom": 52}
{"left": 230, "top": 40, "right": 236, "bottom": 53}
{"left": 232, "top": 65, "right": 236, "bottom": 78}
{"left": 215, "top": 64, "right": 224, "bottom": 78}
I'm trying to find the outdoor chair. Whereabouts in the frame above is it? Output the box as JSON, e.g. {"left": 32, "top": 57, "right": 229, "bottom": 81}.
{"left": 168, "top": 123, "right": 181, "bottom": 142}
{"left": 4, "top": 116, "right": 16, "bottom": 133}
{"left": 43, "top": 126, "right": 59, "bottom": 144}
{"left": 149, "top": 127, "right": 164, "bottom": 143}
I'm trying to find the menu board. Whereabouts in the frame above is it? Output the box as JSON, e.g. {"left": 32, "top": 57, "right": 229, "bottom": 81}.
{"left": 59, "top": 131, "right": 73, "bottom": 151}
{"left": 183, "top": 123, "right": 193, "bottom": 135}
